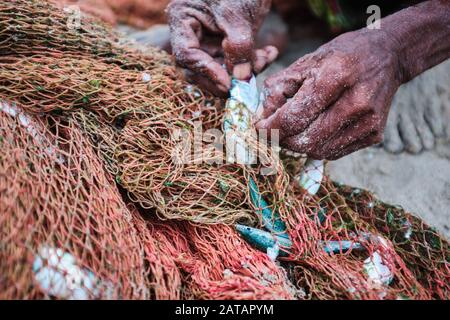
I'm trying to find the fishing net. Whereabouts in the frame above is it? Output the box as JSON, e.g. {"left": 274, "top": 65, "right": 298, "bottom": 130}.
{"left": 50, "top": 0, "right": 169, "bottom": 28}
{"left": 0, "top": 101, "right": 169, "bottom": 299}
{"left": 0, "top": 101, "right": 296, "bottom": 300}
{"left": 0, "top": 0, "right": 448, "bottom": 300}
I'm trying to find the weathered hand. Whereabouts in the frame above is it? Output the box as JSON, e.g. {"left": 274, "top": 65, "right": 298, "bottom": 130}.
{"left": 166, "top": 0, "right": 278, "bottom": 96}
{"left": 256, "top": 29, "right": 404, "bottom": 160}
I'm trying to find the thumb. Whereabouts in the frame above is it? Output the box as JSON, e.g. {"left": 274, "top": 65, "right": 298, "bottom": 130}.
{"left": 222, "top": 26, "right": 255, "bottom": 80}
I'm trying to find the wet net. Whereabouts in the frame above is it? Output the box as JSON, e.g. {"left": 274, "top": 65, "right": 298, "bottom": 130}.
{"left": 0, "top": 0, "right": 448, "bottom": 300}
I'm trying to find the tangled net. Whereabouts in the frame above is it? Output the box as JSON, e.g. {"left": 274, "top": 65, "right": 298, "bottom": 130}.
{"left": 0, "top": 0, "right": 448, "bottom": 300}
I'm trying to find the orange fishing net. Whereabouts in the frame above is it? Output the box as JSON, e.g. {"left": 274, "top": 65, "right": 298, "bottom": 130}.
{"left": 0, "top": 0, "right": 448, "bottom": 300}
{"left": 0, "top": 102, "right": 160, "bottom": 299}
{"left": 0, "top": 103, "right": 294, "bottom": 300}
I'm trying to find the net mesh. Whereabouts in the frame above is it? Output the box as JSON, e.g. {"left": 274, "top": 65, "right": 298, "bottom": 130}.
{"left": 0, "top": 103, "right": 155, "bottom": 299}
{"left": 0, "top": 0, "right": 448, "bottom": 300}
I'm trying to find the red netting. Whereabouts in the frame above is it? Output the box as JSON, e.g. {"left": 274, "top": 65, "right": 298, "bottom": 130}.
{"left": 0, "top": 0, "right": 448, "bottom": 300}
{"left": 0, "top": 103, "right": 157, "bottom": 299}
{"left": 0, "top": 102, "right": 296, "bottom": 300}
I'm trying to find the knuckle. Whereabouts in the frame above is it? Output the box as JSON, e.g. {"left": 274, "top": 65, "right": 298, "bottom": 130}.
{"left": 229, "top": 35, "right": 252, "bottom": 48}
{"left": 224, "top": 33, "right": 253, "bottom": 57}
{"left": 264, "top": 75, "right": 286, "bottom": 96}
{"left": 228, "top": 28, "right": 252, "bottom": 44}
{"left": 327, "top": 53, "right": 350, "bottom": 70}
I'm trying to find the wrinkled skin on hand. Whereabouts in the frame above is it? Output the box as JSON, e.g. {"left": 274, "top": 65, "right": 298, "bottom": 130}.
{"left": 166, "top": 0, "right": 278, "bottom": 96}
{"left": 255, "top": 1, "right": 450, "bottom": 160}
{"left": 256, "top": 29, "right": 403, "bottom": 160}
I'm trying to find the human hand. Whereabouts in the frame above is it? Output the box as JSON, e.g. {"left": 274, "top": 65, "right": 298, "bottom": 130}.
{"left": 256, "top": 29, "right": 404, "bottom": 160}
{"left": 166, "top": 0, "right": 278, "bottom": 96}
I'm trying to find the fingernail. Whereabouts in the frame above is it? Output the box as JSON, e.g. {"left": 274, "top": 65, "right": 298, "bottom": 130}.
{"left": 233, "top": 63, "right": 251, "bottom": 80}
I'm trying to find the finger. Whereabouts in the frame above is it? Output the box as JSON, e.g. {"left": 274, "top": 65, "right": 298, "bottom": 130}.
{"left": 257, "top": 75, "right": 350, "bottom": 140}
{"left": 383, "top": 96, "right": 404, "bottom": 153}
{"left": 258, "top": 71, "right": 304, "bottom": 120}
{"left": 415, "top": 112, "right": 435, "bottom": 151}
{"left": 258, "top": 55, "right": 316, "bottom": 119}
{"left": 410, "top": 89, "right": 435, "bottom": 150}
{"left": 221, "top": 25, "right": 255, "bottom": 80}
{"left": 169, "top": 16, "right": 231, "bottom": 92}
{"left": 424, "top": 93, "right": 445, "bottom": 137}
{"left": 311, "top": 114, "right": 383, "bottom": 159}
{"left": 383, "top": 115, "right": 404, "bottom": 153}
{"left": 281, "top": 95, "right": 373, "bottom": 157}
{"left": 233, "top": 62, "right": 252, "bottom": 80}
{"left": 325, "top": 132, "right": 381, "bottom": 160}
{"left": 253, "top": 45, "right": 279, "bottom": 74}
{"left": 398, "top": 112, "right": 422, "bottom": 153}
